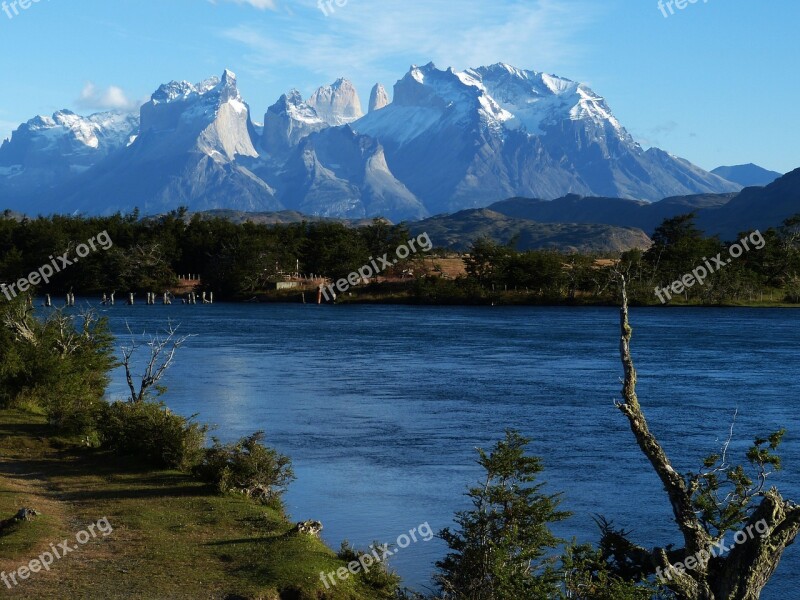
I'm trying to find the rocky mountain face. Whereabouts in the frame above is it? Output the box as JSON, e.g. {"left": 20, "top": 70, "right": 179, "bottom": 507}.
{"left": 261, "top": 90, "right": 327, "bottom": 160}
{"left": 277, "top": 125, "right": 426, "bottom": 219}
{"left": 48, "top": 70, "right": 279, "bottom": 215}
{"left": 354, "top": 63, "right": 740, "bottom": 213}
{"left": 0, "top": 110, "right": 138, "bottom": 197}
{"left": 307, "top": 78, "right": 364, "bottom": 126}
{"left": 0, "top": 64, "right": 744, "bottom": 221}
{"left": 368, "top": 84, "right": 390, "bottom": 113}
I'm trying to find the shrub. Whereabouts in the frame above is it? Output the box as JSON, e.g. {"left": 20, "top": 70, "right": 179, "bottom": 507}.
{"left": 194, "top": 432, "right": 294, "bottom": 502}
{"left": 0, "top": 300, "right": 115, "bottom": 435}
{"left": 98, "top": 400, "right": 207, "bottom": 470}
{"left": 337, "top": 541, "right": 401, "bottom": 599}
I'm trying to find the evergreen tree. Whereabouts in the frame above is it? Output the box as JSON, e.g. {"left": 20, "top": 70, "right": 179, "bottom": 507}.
{"left": 435, "top": 430, "right": 569, "bottom": 600}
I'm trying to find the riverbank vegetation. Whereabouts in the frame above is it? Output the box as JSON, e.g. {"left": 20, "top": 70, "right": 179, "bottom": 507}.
{"left": 0, "top": 296, "right": 399, "bottom": 599}
{"left": 1, "top": 210, "right": 799, "bottom": 306}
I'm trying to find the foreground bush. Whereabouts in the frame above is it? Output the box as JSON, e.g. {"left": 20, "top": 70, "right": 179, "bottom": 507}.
{"left": 336, "top": 541, "right": 401, "bottom": 599}
{"left": 99, "top": 400, "right": 207, "bottom": 470}
{"left": 194, "top": 432, "right": 294, "bottom": 502}
{"left": 0, "top": 299, "right": 115, "bottom": 433}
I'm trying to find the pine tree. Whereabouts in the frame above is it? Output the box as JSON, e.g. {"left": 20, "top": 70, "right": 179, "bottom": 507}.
{"left": 435, "top": 430, "right": 569, "bottom": 600}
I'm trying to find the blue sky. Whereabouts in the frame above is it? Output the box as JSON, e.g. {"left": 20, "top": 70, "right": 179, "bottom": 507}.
{"left": 0, "top": 0, "right": 797, "bottom": 173}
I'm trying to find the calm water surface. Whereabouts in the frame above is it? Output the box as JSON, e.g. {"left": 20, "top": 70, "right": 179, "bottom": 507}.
{"left": 99, "top": 304, "right": 800, "bottom": 597}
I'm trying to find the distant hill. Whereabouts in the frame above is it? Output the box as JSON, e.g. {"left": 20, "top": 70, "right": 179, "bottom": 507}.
{"left": 696, "top": 167, "right": 800, "bottom": 238}
{"left": 711, "top": 164, "right": 783, "bottom": 187}
{"left": 485, "top": 167, "right": 800, "bottom": 241}
{"left": 488, "top": 193, "right": 734, "bottom": 236}
{"left": 410, "top": 209, "right": 651, "bottom": 253}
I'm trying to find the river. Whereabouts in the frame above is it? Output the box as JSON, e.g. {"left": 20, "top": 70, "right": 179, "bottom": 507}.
{"left": 100, "top": 304, "right": 800, "bottom": 598}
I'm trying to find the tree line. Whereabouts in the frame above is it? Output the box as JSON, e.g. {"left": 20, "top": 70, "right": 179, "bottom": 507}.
{"left": 445, "top": 213, "right": 800, "bottom": 305}
{"left": 1, "top": 209, "right": 799, "bottom": 305}
{"left": 0, "top": 209, "right": 415, "bottom": 299}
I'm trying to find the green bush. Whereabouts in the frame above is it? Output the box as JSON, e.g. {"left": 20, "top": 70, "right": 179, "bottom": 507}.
{"left": 99, "top": 400, "right": 207, "bottom": 470}
{"left": 194, "top": 432, "right": 294, "bottom": 502}
{"left": 337, "top": 541, "right": 401, "bottom": 599}
{"left": 0, "top": 299, "right": 115, "bottom": 434}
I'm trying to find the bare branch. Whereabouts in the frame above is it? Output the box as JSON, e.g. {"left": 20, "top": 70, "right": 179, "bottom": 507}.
{"left": 616, "top": 275, "right": 708, "bottom": 554}
{"left": 120, "top": 321, "right": 193, "bottom": 403}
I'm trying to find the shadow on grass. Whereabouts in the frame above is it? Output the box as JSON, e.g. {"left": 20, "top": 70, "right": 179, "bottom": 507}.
{"left": 0, "top": 435, "right": 219, "bottom": 504}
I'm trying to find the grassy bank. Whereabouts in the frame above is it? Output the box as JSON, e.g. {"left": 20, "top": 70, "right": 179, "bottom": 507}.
{"left": 0, "top": 408, "right": 382, "bottom": 600}
{"left": 240, "top": 280, "right": 799, "bottom": 308}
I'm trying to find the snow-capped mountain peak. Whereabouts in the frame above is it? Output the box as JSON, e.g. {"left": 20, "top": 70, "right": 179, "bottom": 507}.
{"left": 0, "top": 62, "right": 741, "bottom": 219}
{"left": 261, "top": 89, "right": 327, "bottom": 157}
{"left": 281, "top": 90, "right": 325, "bottom": 126}
{"left": 461, "top": 63, "right": 629, "bottom": 139}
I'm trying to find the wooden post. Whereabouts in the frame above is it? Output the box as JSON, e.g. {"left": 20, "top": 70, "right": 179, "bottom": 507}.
{"left": 44, "top": 294, "right": 51, "bottom": 307}
{"left": 128, "top": 293, "right": 134, "bottom": 305}
{"left": 209, "top": 292, "right": 213, "bottom": 304}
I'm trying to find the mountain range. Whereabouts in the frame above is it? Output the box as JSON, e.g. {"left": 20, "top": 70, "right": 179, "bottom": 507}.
{"left": 0, "top": 64, "right": 744, "bottom": 221}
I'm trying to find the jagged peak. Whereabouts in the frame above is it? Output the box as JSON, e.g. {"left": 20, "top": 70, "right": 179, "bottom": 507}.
{"left": 369, "top": 83, "right": 390, "bottom": 113}
{"left": 308, "top": 78, "right": 363, "bottom": 125}
{"left": 150, "top": 70, "right": 241, "bottom": 106}
{"left": 285, "top": 89, "right": 304, "bottom": 103}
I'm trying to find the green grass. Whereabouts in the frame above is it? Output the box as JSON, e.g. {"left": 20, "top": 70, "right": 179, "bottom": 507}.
{"left": 0, "top": 408, "right": 385, "bottom": 599}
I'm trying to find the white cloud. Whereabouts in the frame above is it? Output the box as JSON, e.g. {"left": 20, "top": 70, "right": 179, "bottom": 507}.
{"left": 76, "top": 83, "right": 140, "bottom": 112}
{"left": 220, "top": 0, "right": 599, "bottom": 86}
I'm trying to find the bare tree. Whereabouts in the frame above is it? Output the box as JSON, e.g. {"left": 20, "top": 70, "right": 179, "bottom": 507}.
{"left": 121, "top": 322, "right": 193, "bottom": 404}
{"left": 611, "top": 276, "right": 800, "bottom": 599}
{"left": 2, "top": 301, "right": 38, "bottom": 346}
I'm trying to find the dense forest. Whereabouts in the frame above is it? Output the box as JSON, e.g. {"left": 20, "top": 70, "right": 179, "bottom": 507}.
{"left": 1, "top": 209, "right": 799, "bottom": 305}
